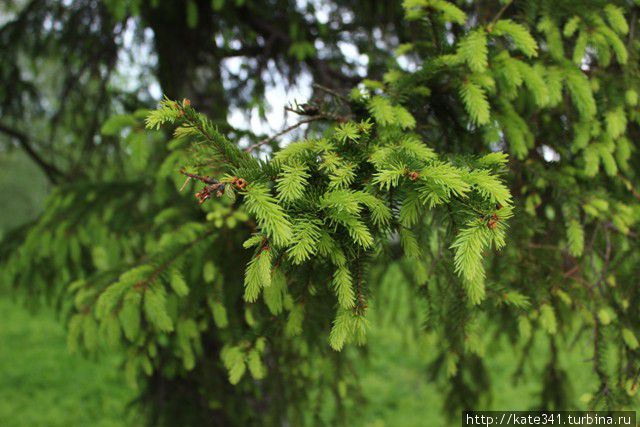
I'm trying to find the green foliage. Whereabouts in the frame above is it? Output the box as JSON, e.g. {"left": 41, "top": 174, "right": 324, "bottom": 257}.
{"left": 0, "top": 298, "right": 136, "bottom": 426}
{"left": 287, "top": 219, "right": 322, "bottom": 264}
{"left": 333, "top": 265, "right": 355, "bottom": 309}
{"left": 144, "top": 284, "right": 174, "bottom": 332}
{"left": 244, "top": 184, "right": 293, "bottom": 247}
{"left": 458, "top": 29, "right": 488, "bottom": 73}
{"left": 451, "top": 221, "right": 490, "bottom": 304}
{"left": 368, "top": 96, "right": 416, "bottom": 129}
{"left": 221, "top": 345, "right": 247, "bottom": 385}
{"left": 622, "top": 328, "right": 639, "bottom": 350}
{"left": 566, "top": 218, "right": 584, "bottom": 257}
{"left": 276, "top": 162, "right": 309, "bottom": 203}
{"left": 539, "top": 304, "right": 558, "bottom": 335}
{"left": 329, "top": 308, "right": 368, "bottom": 351}
{"left": 460, "top": 80, "right": 490, "bottom": 125}
{"left": 244, "top": 248, "right": 273, "bottom": 302}
{"left": 3, "top": 0, "right": 640, "bottom": 424}
{"left": 139, "top": 88, "right": 512, "bottom": 359}
{"left": 492, "top": 20, "right": 538, "bottom": 58}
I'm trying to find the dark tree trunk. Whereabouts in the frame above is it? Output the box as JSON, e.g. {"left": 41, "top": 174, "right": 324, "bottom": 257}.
{"left": 141, "top": 0, "right": 228, "bottom": 120}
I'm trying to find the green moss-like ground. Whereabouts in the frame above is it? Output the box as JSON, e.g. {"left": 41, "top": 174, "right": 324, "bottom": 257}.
{"left": 0, "top": 297, "right": 135, "bottom": 427}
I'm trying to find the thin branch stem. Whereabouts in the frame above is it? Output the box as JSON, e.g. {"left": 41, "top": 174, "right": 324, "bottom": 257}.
{"left": 628, "top": 7, "right": 637, "bottom": 51}
{"left": 618, "top": 173, "right": 640, "bottom": 202}
{"left": 0, "top": 122, "right": 64, "bottom": 184}
{"left": 312, "top": 83, "right": 349, "bottom": 104}
{"left": 179, "top": 169, "right": 218, "bottom": 184}
{"left": 488, "top": 0, "right": 513, "bottom": 29}
{"left": 245, "top": 115, "right": 324, "bottom": 152}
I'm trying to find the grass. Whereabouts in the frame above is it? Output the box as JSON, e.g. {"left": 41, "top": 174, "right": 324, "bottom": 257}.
{"left": 0, "top": 152, "right": 133, "bottom": 426}
{"left": 0, "top": 297, "right": 134, "bottom": 427}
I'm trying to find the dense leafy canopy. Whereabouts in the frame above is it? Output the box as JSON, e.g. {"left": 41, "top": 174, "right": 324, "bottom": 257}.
{"left": 1, "top": 0, "right": 640, "bottom": 425}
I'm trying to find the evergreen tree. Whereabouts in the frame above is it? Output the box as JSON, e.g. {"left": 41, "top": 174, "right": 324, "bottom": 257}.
{"left": 1, "top": 0, "right": 640, "bottom": 425}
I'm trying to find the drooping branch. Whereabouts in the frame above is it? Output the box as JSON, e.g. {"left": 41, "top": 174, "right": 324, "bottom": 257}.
{"left": 0, "top": 122, "right": 64, "bottom": 184}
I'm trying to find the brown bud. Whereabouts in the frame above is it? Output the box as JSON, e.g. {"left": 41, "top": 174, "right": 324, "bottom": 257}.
{"left": 408, "top": 171, "right": 420, "bottom": 181}
{"left": 183, "top": 98, "right": 191, "bottom": 107}
{"left": 301, "top": 104, "right": 320, "bottom": 115}
{"left": 234, "top": 177, "right": 247, "bottom": 190}
{"left": 487, "top": 218, "right": 498, "bottom": 230}
{"left": 195, "top": 187, "right": 211, "bottom": 204}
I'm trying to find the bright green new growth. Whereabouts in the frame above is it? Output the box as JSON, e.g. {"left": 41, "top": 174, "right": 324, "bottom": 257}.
{"left": 458, "top": 29, "right": 488, "bottom": 73}
{"left": 460, "top": 80, "right": 490, "bottom": 125}
{"left": 146, "top": 96, "right": 513, "bottom": 353}
{"left": 492, "top": 19, "right": 539, "bottom": 58}
{"left": 243, "top": 184, "right": 293, "bottom": 247}
{"left": 276, "top": 162, "right": 310, "bottom": 202}
{"left": 244, "top": 248, "right": 273, "bottom": 302}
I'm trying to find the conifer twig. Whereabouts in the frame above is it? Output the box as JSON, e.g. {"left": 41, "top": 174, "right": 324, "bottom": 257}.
{"left": 488, "top": 0, "right": 513, "bottom": 29}
{"left": 312, "top": 83, "right": 349, "bottom": 104}
{"left": 179, "top": 177, "right": 192, "bottom": 192}
{"left": 618, "top": 173, "right": 640, "bottom": 201}
{"left": 179, "top": 170, "right": 218, "bottom": 184}
{"left": 244, "top": 115, "right": 324, "bottom": 152}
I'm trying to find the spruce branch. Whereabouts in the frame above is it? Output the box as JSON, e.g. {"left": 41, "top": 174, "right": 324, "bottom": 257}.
{"left": 178, "top": 170, "right": 226, "bottom": 204}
